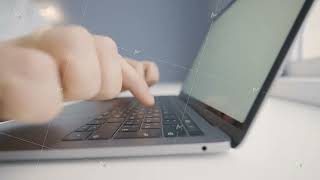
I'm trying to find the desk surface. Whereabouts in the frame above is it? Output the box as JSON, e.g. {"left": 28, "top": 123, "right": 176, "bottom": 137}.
{"left": 0, "top": 85, "right": 320, "bottom": 180}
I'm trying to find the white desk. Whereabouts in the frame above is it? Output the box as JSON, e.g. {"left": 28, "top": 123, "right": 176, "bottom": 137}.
{"left": 0, "top": 84, "right": 320, "bottom": 180}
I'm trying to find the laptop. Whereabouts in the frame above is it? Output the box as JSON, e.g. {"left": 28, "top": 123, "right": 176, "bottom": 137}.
{"left": 0, "top": 0, "right": 314, "bottom": 161}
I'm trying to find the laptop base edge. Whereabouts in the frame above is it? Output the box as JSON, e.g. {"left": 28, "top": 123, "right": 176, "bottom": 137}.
{"left": 0, "top": 141, "right": 230, "bottom": 161}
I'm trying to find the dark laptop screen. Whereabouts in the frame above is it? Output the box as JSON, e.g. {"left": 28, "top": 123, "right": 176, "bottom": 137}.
{"left": 182, "top": 0, "right": 305, "bottom": 123}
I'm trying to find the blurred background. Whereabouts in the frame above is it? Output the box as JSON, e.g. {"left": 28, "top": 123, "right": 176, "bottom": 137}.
{"left": 0, "top": 0, "right": 233, "bottom": 82}
{"left": 0, "top": 0, "right": 319, "bottom": 106}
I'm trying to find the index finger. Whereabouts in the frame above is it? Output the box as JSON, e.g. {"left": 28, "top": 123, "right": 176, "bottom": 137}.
{"left": 119, "top": 57, "right": 155, "bottom": 106}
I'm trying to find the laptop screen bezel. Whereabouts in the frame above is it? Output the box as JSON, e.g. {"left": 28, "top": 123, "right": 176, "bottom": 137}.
{"left": 178, "top": 0, "right": 314, "bottom": 147}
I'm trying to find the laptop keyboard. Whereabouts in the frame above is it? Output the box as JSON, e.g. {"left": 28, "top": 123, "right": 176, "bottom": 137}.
{"left": 62, "top": 98, "right": 204, "bottom": 141}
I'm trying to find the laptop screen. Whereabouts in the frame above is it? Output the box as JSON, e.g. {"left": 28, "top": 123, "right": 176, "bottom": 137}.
{"left": 182, "top": 0, "right": 305, "bottom": 123}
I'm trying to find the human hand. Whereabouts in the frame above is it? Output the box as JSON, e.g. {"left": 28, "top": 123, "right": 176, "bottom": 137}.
{"left": 0, "top": 25, "right": 159, "bottom": 123}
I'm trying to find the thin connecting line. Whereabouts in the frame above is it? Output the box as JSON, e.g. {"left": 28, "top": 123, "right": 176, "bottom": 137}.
{"left": 118, "top": 46, "right": 193, "bottom": 72}
{"left": 152, "top": 56, "right": 192, "bottom": 71}
{"left": 0, "top": 132, "right": 51, "bottom": 149}
{"left": 179, "top": 9, "right": 215, "bottom": 121}
{"left": 116, "top": 4, "right": 221, "bottom": 74}
{"left": 216, "top": 0, "right": 222, "bottom": 13}
{"left": 215, "top": 0, "right": 224, "bottom": 14}
{"left": 180, "top": 64, "right": 200, "bottom": 121}
{"left": 209, "top": 0, "right": 227, "bottom": 22}
{"left": 81, "top": 0, "right": 89, "bottom": 18}
{"left": 118, "top": 46, "right": 190, "bottom": 70}
{"left": 0, "top": 35, "right": 72, "bottom": 157}
{"left": 118, "top": 44, "right": 220, "bottom": 115}
{"left": 35, "top": 122, "right": 51, "bottom": 167}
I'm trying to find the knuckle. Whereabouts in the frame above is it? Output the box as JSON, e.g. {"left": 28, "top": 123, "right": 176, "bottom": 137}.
{"left": 99, "top": 36, "right": 118, "bottom": 52}
{"left": 66, "top": 25, "right": 91, "bottom": 38}
{"left": 136, "top": 62, "right": 144, "bottom": 71}
{"left": 146, "top": 62, "right": 159, "bottom": 79}
{"left": 40, "top": 26, "right": 95, "bottom": 62}
{"left": 151, "top": 74, "right": 160, "bottom": 82}
{"left": 148, "top": 61, "right": 158, "bottom": 69}
{"left": 61, "top": 26, "right": 93, "bottom": 49}
{"left": 22, "top": 50, "right": 56, "bottom": 78}
{"left": 143, "top": 61, "right": 157, "bottom": 69}
{"left": 148, "top": 77, "right": 158, "bottom": 84}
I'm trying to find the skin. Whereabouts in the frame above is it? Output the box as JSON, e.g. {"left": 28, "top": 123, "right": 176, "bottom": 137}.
{"left": 0, "top": 25, "right": 160, "bottom": 124}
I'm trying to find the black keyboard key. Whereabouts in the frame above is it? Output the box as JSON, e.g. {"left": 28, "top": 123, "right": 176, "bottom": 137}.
{"left": 125, "top": 120, "right": 142, "bottom": 125}
{"left": 75, "top": 125, "right": 91, "bottom": 132}
{"left": 135, "top": 114, "right": 144, "bottom": 119}
{"left": 112, "top": 114, "right": 125, "bottom": 118}
{"left": 162, "top": 111, "right": 170, "bottom": 115}
{"left": 184, "top": 123, "right": 199, "bottom": 131}
{"left": 163, "top": 126, "right": 176, "bottom": 137}
{"left": 108, "top": 118, "right": 125, "bottom": 123}
{"left": 142, "top": 123, "right": 161, "bottom": 129}
{"left": 153, "top": 113, "right": 161, "bottom": 117}
{"left": 63, "top": 131, "right": 92, "bottom": 141}
{"left": 122, "top": 124, "right": 139, "bottom": 127}
{"left": 95, "top": 115, "right": 105, "bottom": 120}
{"left": 88, "top": 123, "right": 122, "bottom": 140}
{"left": 146, "top": 113, "right": 160, "bottom": 118}
{"left": 114, "top": 132, "right": 139, "bottom": 139}
{"left": 163, "top": 125, "right": 186, "bottom": 137}
{"left": 121, "top": 126, "right": 139, "bottom": 132}
{"left": 102, "top": 112, "right": 110, "bottom": 116}
{"left": 174, "top": 124, "right": 187, "bottom": 136}
{"left": 184, "top": 124, "right": 204, "bottom": 136}
{"left": 163, "top": 114, "right": 176, "bottom": 120}
{"left": 177, "top": 131, "right": 186, "bottom": 137}
{"left": 137, "top": 129, "right": 161, "bottom": 138}
{"left": 182, "top": 119, "right": 194, "bottom": 125}
{"left": 114, "top": 129, "right": 162, "bottom": 139}
{"left": 87, "top": 119, "right": 106, "bottom": 125}
{"left": 145, "top": 118, "right": 160, "bottom": 123}
{"left": 88, "top": 125, "right": 100, "bottom": 131}
{"left": 180, "top": 117, "right": 204, "bottom": 136}
{"left": 163, "top": 119, "right": 180, "bottom": 125}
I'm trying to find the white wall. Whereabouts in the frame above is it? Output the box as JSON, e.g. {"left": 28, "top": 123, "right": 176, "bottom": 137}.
{"left": 0, "top": 0, "right": 47, "bottom": 40}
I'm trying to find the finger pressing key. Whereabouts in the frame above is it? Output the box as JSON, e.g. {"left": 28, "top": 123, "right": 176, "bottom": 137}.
{"left": 119, "top": 57, "right": 155, "bottom": 106}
